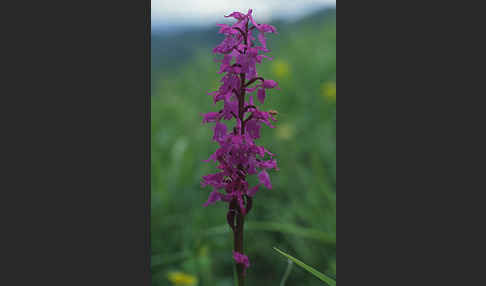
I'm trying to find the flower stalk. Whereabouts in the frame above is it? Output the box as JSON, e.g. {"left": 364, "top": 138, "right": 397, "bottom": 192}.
{"left": 234, "top": 212, "right": 245, "bottom": 286}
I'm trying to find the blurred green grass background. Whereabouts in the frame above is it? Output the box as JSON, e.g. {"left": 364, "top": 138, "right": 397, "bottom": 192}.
{"left": 151, "top": 8, "right": 335, "bottom": 286}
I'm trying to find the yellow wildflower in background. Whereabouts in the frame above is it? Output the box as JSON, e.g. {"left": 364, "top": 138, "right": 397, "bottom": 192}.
{"left": 276, "top": 123, "right": 295, "bottom": 140}
{"left": 167, "top": 271, "right": 198, "bottom": 286}
{"left": 271, "top": 59, "right": 290, "bottom": 79}
{"left": 321, "top": 81, "right": 336, "bottom": 101}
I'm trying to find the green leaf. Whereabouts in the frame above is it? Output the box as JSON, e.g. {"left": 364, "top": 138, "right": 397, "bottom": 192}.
{"left": 151, "top": 251, "right": 191, "bottom": 268}
{"left": 205, "top": 221, "right": 335, "bottom": 245}
{"left": 279, "top": 260, "right": 293, "bottom": 286}
{"left": 233, "top": 263, "right": 238, "bottom": 286}
{"left": 273, "top": 247, "right": 336, "bottom": 286}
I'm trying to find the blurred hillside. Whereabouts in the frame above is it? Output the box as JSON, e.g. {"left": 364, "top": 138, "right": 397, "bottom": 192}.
{"left": 151, "top": 8, "right": 335, "bottom": 286}
{"left": 152, "top": 8, "right": 336, "bottom": 89}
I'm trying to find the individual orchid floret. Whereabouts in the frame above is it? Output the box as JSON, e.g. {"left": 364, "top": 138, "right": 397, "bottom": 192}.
{"left": 233, "top": 251, "right": 250, "bottom": 275}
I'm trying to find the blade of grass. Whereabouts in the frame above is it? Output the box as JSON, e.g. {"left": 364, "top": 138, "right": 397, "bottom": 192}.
{"left": 273, "top": 247, "right": 336, "bottom": 286}
{"left": 205, "top": 221, "right": 335, "bottom": 245}
{"left": 233, "top": 263, "right": 238, "bottom": 286}
{"left": 279, "top": 260, "right": 293, "bottom": 286}
{"left": 151, "top": 251, "right": 191, "bottom": 268}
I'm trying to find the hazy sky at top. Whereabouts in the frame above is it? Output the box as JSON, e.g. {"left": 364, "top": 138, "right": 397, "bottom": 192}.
{"left": 152, "top": 0, "right": 336, "bottom": 27}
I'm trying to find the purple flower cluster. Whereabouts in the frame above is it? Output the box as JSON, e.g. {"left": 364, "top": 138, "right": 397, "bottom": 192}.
{"left": 201, "top": 9, "right": 279, "bottom": 273}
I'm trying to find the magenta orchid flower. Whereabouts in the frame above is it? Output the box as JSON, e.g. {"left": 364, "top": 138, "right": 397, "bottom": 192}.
{"left": 201, "top": 9, "right": 279, "bottom": 286}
